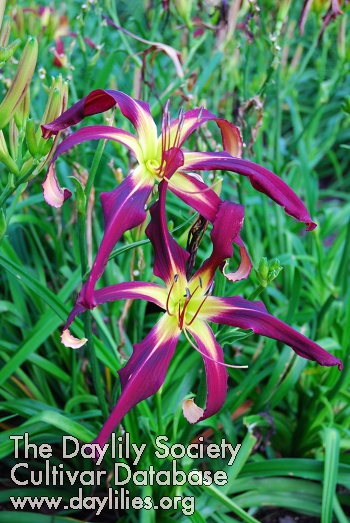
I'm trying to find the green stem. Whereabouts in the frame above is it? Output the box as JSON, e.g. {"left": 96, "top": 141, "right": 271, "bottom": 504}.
{"left": 85, "top": 139, "right": 106, "bottom": 203}
{"left": 237, "top": 182, "right": 256, "bottom": 262}
{"left": 247, "top": 284, "right": 265, "bottom": 301}
{"left": 77, "top": 208, "right": 109, "bottom": 420}
{"left": 76, "top": 140, "right": 110, "bottom": 420}
{"left": 106, "top": 1, "right": 142, "bottom": 68}
{"left": 0, "top": 162, "right": 37, "bottom": 209}
{"left": 274, "top": 63, "right": 282, "bottom": 175}
{"left": 155, "top": 389, "right": 164, "bottom": 435}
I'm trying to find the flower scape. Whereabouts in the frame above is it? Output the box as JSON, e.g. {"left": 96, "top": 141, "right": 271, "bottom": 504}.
{"left": 42, "top": 90, "right": 343, "bottom": 447}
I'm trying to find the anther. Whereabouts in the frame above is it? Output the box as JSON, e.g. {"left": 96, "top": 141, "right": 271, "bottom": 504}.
{"left": 197, "top": 106, "right": 204, "bottom": 122}
{"left": 174, "top": 274, "right": 179, "bottom": 282}
{"left": 166, "top": 110, "right": 171, "bottom": 129}
{"left": 163, "top": 99, "right": 170, "bottom": 117}
{"left": 183, "top": 329, "right": 248, "bottom": 369}
{"left": 199, "top": 276, "right": 203, "bottom": 288}
{"left": 179, "top": 114, "right": 185, "bottom": 130}
{"left": 166, "top": 280, "right": 176, "bottom": 316}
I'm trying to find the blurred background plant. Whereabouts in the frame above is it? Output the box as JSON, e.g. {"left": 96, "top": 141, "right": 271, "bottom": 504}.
{"left": 0, "top": 0, "right": 349, "bottom": 522}
{"left": 0, "top": 0, "right": 69, "bottom": 246}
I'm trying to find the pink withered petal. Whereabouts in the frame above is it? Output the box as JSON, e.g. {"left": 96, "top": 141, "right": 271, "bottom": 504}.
{"left": 220, "top": 235, "right": 252, "bottom": 282}
{"left": 61, "top": 329, "right": 87, "bottom": 349}
{"left": 42, "top": 163, "right": 72, "bottom": 208}
{"left": 182, "top": 399, "right": 204, "bottom": 424}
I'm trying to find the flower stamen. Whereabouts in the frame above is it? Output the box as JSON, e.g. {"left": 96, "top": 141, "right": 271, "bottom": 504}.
{"left": 197, "top": 106, "right": 204, "bottom": 122}
{"left": 178, "top": 284, "right": 200, "bottom": 329}
{"left": 186, "top": 281, "right": 214, "bottom": 326}
{"left": 166, "top": 273, "right": 178, "bottom": 316}
{"left": 183, "top": 329, "right": 248, "bottom": 369}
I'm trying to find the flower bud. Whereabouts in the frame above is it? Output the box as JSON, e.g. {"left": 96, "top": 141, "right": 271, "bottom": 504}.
{"left": 12, "top": 6, "right": 25, "bottom": 38}
{"left": 0, "top": 130, "right": 19, "bottom": 174}
{"left": 0, "top": 36, "right": 38, "bottom": 129}
{"left": 89, "top": 44, "right": 104, "bottom": 68}
{"left": 269, "top": 258, "right": 281, "bottom": 272}
{"left": 36, "top": 77, "right": 68, "bottom": 156}
{"left": 38, "top": 76, "right": 68, "bottom": 128}
{"left": 0, "top": 0, "right": 5, "bottom": 29}
{"left": 39, "top": 137, "right": 54, "bottom": 157}
{"left": 258, "top": 257, "right": 269, "bottom": 281}
{"left": 0, "top": 37, "right": 21, "bottom": 64}
{"left": 14, "top": 87, "right": 30, "bottom": 129}
{"left": 9, "top": 118, "right": 19, "bottom": 160}
{"left": 267, "top": 259, "right": 283, "bottom": 283}
{"left": 25, "top": 118, "right": 38, "bottom": 157}
{"left": 0, "top": 15, "right": 12, "bottom": 47}
{"left": 173, "top": 0, "right": 193, "bottom": 28}
{"left": 255, "top": 257, "right": 283, "bottom": 287}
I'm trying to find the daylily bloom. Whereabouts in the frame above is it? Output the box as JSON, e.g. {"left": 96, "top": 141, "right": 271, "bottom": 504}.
{"left": 42, "top": 89, "right": 316, "bottom": 309}
{"left": 62, "top": 182, "right": 342, "bottom": 448}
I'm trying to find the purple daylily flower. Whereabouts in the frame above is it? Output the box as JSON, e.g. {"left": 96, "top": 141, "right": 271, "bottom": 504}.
{"left": 61, "top": 181, "right": 342, "bottom": 448}
{"left": 42, "top": 89, "right": 316, "bottom": 310}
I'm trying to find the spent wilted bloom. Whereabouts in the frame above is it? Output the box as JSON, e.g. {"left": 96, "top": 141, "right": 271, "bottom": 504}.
{"left": 42, "top": 89, "right": 316, "bottom": 311}
{"left": 61, "top": 181, "right": 342, "bottom": 448}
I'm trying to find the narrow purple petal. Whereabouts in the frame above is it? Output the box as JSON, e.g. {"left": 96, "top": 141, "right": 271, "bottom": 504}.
{"left": 200, "top": 296, "right": 343, "bottom": 369}
{"left": 42, "top": 126, "right": 144, "bottom": 207}
{"left": 168, "top": 171, "right": 252, "bottom": 287}
{"left": 182, "top": 152, "right": 317, "bottom": 231}
{"left": 169, "top": 171, "right": 222, "bottom": 223}
{"left": 42, "top": 89, "right": 158, "bottom": 158}
{"left": 169, "top": 108, "right": 243, "bottom": 157}
{"left": 184, "top": 320, "right": 228, "bottom": 423}
{"left": 146, "top": 180, "right": 189, "bottom": 287}
{"left": 47, "top": 125, "right": 142, "bottom": 163}
{"left": 41, "top": 97, "right": 88, "bottom": 138}
{"left": 161, "top": 146, "right": 185, "bottom": 181}
{"left": 79, "top": 168, "right": 153, "bottom": 308}
{"left": 94, "top": 315, "right": 180, "bottom": 447}
{"left": 63, "top": 281, "right": 167, "bottom": 336}
{"left": 192, "top": 200, "right": 245, "bottom": 290}
{"left": 42, "top": 89, "right": 153, "bottom": 135}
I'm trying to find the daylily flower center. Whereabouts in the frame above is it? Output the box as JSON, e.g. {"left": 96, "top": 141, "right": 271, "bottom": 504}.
{"left": 166, "top": 275, "right": 210, "bottom": 330}
{"left": 145, "top": 158, "right": 161, "bottom": 177}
